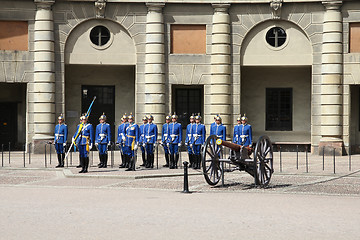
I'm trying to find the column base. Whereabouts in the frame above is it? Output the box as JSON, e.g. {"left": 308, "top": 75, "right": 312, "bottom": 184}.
{"left": 32, "top": 135, "right": 53, "bottom": 154}
{"left": 318, "top": 138, "right": 344, "bottom": 156}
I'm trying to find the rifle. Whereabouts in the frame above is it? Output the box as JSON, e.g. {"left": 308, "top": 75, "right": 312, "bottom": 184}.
{"left": 64, "top": 96, "right": 96, "bottom": 161}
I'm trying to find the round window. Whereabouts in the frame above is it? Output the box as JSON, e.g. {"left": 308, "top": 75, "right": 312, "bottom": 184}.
{"left": 266, "top": 27, "right": 287, "bottom": 48}
{"left": 90, "top": 26, "right": 110, "bottom": 46}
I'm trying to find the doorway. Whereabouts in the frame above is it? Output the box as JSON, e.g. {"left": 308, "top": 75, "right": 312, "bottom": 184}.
{"left": 0, "top": 103, "right": 17, "bottom": 147}
{"left": 81, "top": 85, "right": 115, "bottom": 142}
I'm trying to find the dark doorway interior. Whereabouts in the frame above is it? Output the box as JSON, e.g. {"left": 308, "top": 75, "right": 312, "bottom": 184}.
{"left": 0, "top": 103, "right": 17, "bottom": 148}
{"left": 173, "top": 85, "right": 203, "bottom": 128}
{"left": 82, "top": 85, "right": 115, "bottom": 143}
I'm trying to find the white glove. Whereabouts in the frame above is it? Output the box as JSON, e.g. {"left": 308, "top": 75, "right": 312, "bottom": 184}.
{"left": 122, "top": 136, "right": 125, "bottom": 141}
{"left": 63, "top": 143, "right": 66, "bottom": 147}
{"left": 142, "top": 143, "right": 146, "bottom": 148}
{"left": 95, "top": 143, "right": 99, "bottom": 147}
{"left": 178, "top": 143, "right": 181, "bottom": 147}
{"left": 108, "top": 142, "right": 111, "bottom": 146}
{"left": 190, "top": 144, "right": 193, "bottom": 148}
{"left": 72, "top": 137, "right": 75, "bottom": 143}
{"left": 134, "top": 144, "right": 138, "bottom": 151}
{"left": 249, "top": 144, "right": 252, "bottom": 148}
{"left": 185, "top": 142, "right": 188, "bottom": 146}
{"left": 89, "top": 144, "right": 93, "bottom": 150}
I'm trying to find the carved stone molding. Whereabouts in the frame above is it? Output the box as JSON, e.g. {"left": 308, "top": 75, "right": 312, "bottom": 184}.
{"left": 270, "top": 0, "right": 282, "bottom": 19}
{"left": 95, "top": 0, "right": 106, "bottom": 18}
{"left": 212, "top": 4, "right": 230, "bottom": 13}
{"left": 146, "top": 3, "right": 165, "bottom": 13}
{"left": 322, "top": 0, "right": 342, "bottom": 11}
{"left": 34, "top": 0, "right": 54, "bottom": 10}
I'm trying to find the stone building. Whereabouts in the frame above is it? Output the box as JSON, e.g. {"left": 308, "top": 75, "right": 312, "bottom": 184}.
{"left": 0, "top": 0, "right": 359, "bottom": 154}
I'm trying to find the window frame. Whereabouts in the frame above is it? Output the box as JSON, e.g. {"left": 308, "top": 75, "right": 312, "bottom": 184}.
{"left": 266, "top": 88, "right": 293, "bottom": 131}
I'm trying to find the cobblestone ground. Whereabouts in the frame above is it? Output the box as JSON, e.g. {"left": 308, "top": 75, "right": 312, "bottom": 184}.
{"left": 1, "top": 151, "right": 360, "bottom": 240}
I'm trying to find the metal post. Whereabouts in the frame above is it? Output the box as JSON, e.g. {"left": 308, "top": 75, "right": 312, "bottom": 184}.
{"left": 70, "top": 146, "right": 72, "bottom": 166}
{"left": 305, "top": 145, "right": 308, "bottom": 173}
{"left": 296, "top": 145, "right": 299, "bottom": 170}
{"left": 91, "top": 149, "right": 94, "bottom": 167}
{"left": 1, "top": 144, "right": 3, "bottom": 167}
{"left": 44, "top": 144, "right": 47, "bottom": 168}
{"left": 221, "top": 161, "right": 225, "bottom": 187}
{"left": 111, "top": 143, "right": 114, "bottom": 168}
{"left": 333, "top": 148, "right": 336, "bottom": 174}
{"left": 182, "top": 161, "right": 191, "bottom": 193}
{"left": 279, "top": 145, "right": 282, "bottom": 172}
{"left": 349, "top": 145, "right": 351, "bottom": 172}
{"left": 65, "top": 144, "right": 68, "bottom": 168}
{"left": 28, "top": 143, "right": 31, "bottom": 164}
{"left": 8, "top": 142, "right": 10, "bottom": 164}
{"left": 49, "top": 144, "right": 52, "bottom": 165}
{"left": 23, "top": 144, "right": 26, "bottom": 168}
{"left": 156, "top": 144, "right": 159, "bottom": 169}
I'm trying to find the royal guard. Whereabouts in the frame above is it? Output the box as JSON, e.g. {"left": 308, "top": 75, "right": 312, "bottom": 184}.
{"left": 54, "top": 114, "right": 68, "bottom": 168}
{"left": 73, "top": 114, "right": 94, "bottom": 173}
{"left": 210, "top": 115, "right": 226, "bottom": 141}
{"left": 139, "top": 116, "right": 148, "bottom": 167}
{"left": 167, "top": 113, "right": 182, "bottom": 169}
{"left": 233, "top": 116, "right": 242, "bottom": 144}
{"left": 116, "top": 114, "right": 129, "bottom": 168}
{"left": 124, "top": 113, "right": 139, "bottom": 171}
{"left": 161, "top": 114, "right": 171, "bottom": 168}
{"left": 185, "top": 115, "right": 195, "bottom": 168}
{"left": 95, "top": 113, "right": 111, "bottom": 168}
{"left": 144, "top": 114, "right": 158, "bottom": 168}
{"left": 191, "top": 114, "right": 206, "bottom": 169}
{"left": 238, "top": 114, "right": 252, "bottom": 147}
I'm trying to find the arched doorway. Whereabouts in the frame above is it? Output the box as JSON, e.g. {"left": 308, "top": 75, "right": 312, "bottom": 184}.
{"left": 64, "top": 19, "right": 136, "bottom": 141}
{"left": 240, "top": 20, "right": 312, "bottom": 143}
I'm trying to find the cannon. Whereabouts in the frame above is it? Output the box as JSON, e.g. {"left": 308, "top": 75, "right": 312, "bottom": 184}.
{"left": 201, "top": 135, "right": 274, "bottom": 188}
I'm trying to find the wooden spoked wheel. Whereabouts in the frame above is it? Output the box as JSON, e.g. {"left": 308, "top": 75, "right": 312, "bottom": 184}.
{"left": 201, "top": 135, "right": 223, "bottom": 186}
{"left": 253, "top": 135, "right": 274, "bottom": 187}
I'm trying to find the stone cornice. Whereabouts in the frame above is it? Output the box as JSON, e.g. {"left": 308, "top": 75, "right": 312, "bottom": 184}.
{"left": 34, "top": 0, "right": 55, "bottom": 10}
{"left": 322, "top": 0, "right": 343, "bottom": 10}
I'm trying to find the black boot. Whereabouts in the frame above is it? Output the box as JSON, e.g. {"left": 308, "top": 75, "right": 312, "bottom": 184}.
{"left": 175, "top": 154, "right": 179, "bottom": 169}
{"left": 140, "top": 152, "right": 146, "bottom": 167}
{"left": 188, "top": 154, "right": 193, "bottom": 168}
{"left": 125, "top": 156, "right": 135, "bottom": 171}
{"left": 163, "top": 154, "right": 169, "bottom": 167}
{"left": 79, "top": 157, "right": 85, "bottom": 173}
{"left": 56, "top": 154, "right": 62, "bottom": 168}
{"left": 146, "top": 154, "right": 151, "bottom": 168}
{"left": 150, "top": 154, "right": 154, "bottom": 168}
{"left": 170, "top": 154, "right": 175, "bottom": 169}
{"left": 83, "top": 157, "right": 89, "bottom": 173}
{"left": 119, "top": 154, "right": 126, "bottom": 168}
{"left": 194, "top": 155, "right": 199, "bottom": 169}
{"left": 103, "top": 154, "right": 108, "bottom": 168}
{"left": 125, "top": 154, "right": 130, "bottom": 168}
{"left": 61, "top": 153, "right": 65, "bottom": 167}
{"left": 98, "top": 154, "right": 104, "bottom": 168}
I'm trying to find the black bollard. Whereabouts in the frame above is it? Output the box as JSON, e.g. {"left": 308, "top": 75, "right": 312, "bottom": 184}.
{"left": 333, "top": 148, "right": 336, "bottom": 174}
{"left": 8, "top": 142, "right": 10, "bottom": 164}
{"left": 28, "top": 143, "right": 31, "bottom": 164}
{"left": 156, "top": 144, "right": 158, "bottom": 169}
{"left": 279, "top": 145, "right": 282, "bottom": 173}
{"left": 23, "top": 144, "right": 26, "bottom": 168}
{"left": 182, "top": 161, "right": 191, "bottom": 193}
{"left": 44, "top": 144, "right": 47, "bottom": 168}
{"left": 70, "top": 147, "right": 73, "bottom": 166}
{"left": 49, "top": 144, "right": 52, "bottom": 165}
{"left": 349, "top": 145, "right": 351, "bottom": 172}
{"left": 305, "top": 146, "right": 308, "bottom": 173}
{"left": 322, "top": 147, "right": 325, "bottom": 171}
{"left": 1, "top": 144, "right": 3, "bottom": 167}
{"left": 296, "top": 145, "right": 299, "bottom": 170}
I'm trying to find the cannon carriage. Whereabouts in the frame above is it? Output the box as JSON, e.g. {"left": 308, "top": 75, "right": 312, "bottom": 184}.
{"left": 201, "top": 135, "right": 274, "bottom": 188}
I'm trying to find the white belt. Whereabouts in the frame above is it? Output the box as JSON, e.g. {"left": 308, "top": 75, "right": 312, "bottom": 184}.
{"left": 55, "top": 134, "right": 64, "bottom": 137}
{"left": 240, "top": 135, "right": 248, "bottom": 138}
{"left": 193, "top": 134, "right": 199, "bottom": 137}
{"left": 216, "top": 135, "right": 222, "bottom": 137}
{"left": 146, "top": 135, "right": 155, "bottom": 138}
{"left": 99, "top": 134, "right": 107, "bottom": 137}
{"left": 163, "top": 134, "right": 168, "bottom": 136}
{"left": 187, "top": 134, "right": 192, "bottom": 137}
{"left": 170, "top": 134, "right": 179, "bottom": 137}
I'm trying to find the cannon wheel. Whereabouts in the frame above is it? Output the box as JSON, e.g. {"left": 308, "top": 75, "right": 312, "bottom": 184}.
{"left": 253, "top": 135, "right": 274, "bottom": 187}
{"left": 202, "top": 135, "right": 223, "bottom": 186}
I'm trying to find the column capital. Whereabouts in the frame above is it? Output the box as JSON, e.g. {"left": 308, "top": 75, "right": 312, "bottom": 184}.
{"left": 34, "top": 0, "right": 55, "bottom": 10}
{"left": 146, "top": 2, "right": 165, "bottom": 13}
{"left": 322, "top": 1, "right": 342, "bottom": 11}
{"left": 212, "top": 4, "right": 230, "bottom": 13}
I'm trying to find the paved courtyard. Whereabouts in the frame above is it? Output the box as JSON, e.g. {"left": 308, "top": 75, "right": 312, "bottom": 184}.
{"left": 0, "top": 151, "right": 360, "bottom": 239}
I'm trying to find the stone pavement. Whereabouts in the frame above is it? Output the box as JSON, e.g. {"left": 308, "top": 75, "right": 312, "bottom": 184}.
{"left": 1, "top": 151, "right": 360, "bottom": 239}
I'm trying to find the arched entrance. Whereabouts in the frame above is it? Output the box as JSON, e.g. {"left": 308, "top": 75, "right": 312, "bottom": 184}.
{"left": 240, "top": 20, "right": 312, "bottom": 143}
{"left": 64, "top": 19, "right": 136, "bottom": 141}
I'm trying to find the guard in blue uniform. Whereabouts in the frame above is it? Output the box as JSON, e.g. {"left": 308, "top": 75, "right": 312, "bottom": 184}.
{"left": 144, "top": 114, "right": 158, "bottom": 168}
{"left": 54, "top": 114, "right": 68, "bottom": 168}
{"left": 233, "top": 116, "right": 242, "bottom": 144}
{"left": 95, "top": 113, "right": 111, "bottom": 168}
{"left": 161, "top": 115, "right": 171, "bottom": 168}
{"left": 167, "top": 113, "right": 182, "bottom": 169}
{"left": 210, "top": 115, "right": 226, "bottom": 140}
{"left": 117, "top": 114, "right": 129, "bottom": 168}
{"left": 73, "top": 115, "right": 94, "bottom": 173}
{"left": 191, "top": 114, "right": 206, "bottom": 169}
{"left": 139, "top": 116, "right": 148, "bottom": 167}
{"left": 185, "top": 115, "right": 195, "bottom": 168}
{"left": 124, "top": 113, "right": 139, "bottom": 171}
{"left": 238, "top": 114, "right": 252, "bottom": 147}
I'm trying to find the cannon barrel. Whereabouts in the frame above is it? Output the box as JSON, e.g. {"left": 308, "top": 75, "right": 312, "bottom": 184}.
{"left": 216, "top": 138, "right": 252, "bottom": 152}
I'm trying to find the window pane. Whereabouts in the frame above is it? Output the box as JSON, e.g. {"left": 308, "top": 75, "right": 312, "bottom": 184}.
{"left": 266, "top": 88, "right": 292, "bottom": 131}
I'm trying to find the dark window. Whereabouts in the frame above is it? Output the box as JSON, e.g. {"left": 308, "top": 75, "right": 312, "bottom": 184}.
{"left": 90, "top": 26, "right": 110, "bottom": 46}
{"left": 266, "top": 88, "right": 292, "bottom": 131}
{"left": 266, "top": 27, "right": 286, "bottom": 48}
{"left": 173, "top": 86, "right": 203, "bottom": 129}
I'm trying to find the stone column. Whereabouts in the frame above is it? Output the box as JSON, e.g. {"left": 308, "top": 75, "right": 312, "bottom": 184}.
{"left": 210, "top": 4, "right": 231, "bottom": 132}
{"left": 30, "top": 0, "right": 55, "bottom": 153}
{"left": 319, "top": 0, "right": 343, "bottom": 155}
{"left": 145, "top": 3, "right": 165, "bottom": 127}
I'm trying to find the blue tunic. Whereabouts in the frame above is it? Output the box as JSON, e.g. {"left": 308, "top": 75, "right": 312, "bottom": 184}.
{"left": 54, "top": 123, "right": 68, "bottom": 154}
{"left": 238, "top": 124, "right": 252, "bottom": 147}
{"left": 116, "top": 122, "right": 129, "bottom": 144}
{"left": 124, "top": 123, "right": 139, "bottom": 157}
{"left": 210, "top": 123, "right": 226, "bottom": 141}
{"left": 185, "top": 123, "right": 194, "bottom": 154}
{"left": 161, "top": 123, "right": 170, "bottom": 154}
{"left": 95, "top": 123, "right": 111, "bottom": 144}
{"left": 73, "top": 123, "right": 94, "bottom": 158}
{"left": 144, "top": 123, "right": 158, "bottom": 144}
{"left": 191, "top": 123, "right": 206, "bottom": 145}
{"left": 167, "top": 122, "right": 182, "bottom": 144}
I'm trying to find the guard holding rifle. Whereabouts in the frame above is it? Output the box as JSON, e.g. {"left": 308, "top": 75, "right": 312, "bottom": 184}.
{"left": 73, "top": 114, "right": 94, "bottom": 173}
{"left": 54, "top": 114, "right": 68, "bottom": 168}
{"left": 117, "top": 114, "right": 129, "bottom": 168}
{"left": 167, "top": 113, "right": 182, "bottom": 169}
{"left": 185, "top": 115, "right": 195, "bottom": 168}
{"left": 124, "top": 113, "right": 139, "bottom": 171}
{"left": 144, "top": 114, "right": 158, "bottom": 168}
{"left": 191, "top": 114, "right": 206, "bottom": 169}
{"left": 95, "top": 113, "right": 111, "bottom": 168}
{"left": 139, "top": 116, "right": 148, "bottom": 167}
{"left": 161, "top": 114, "right": 171, "bottom": 168}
